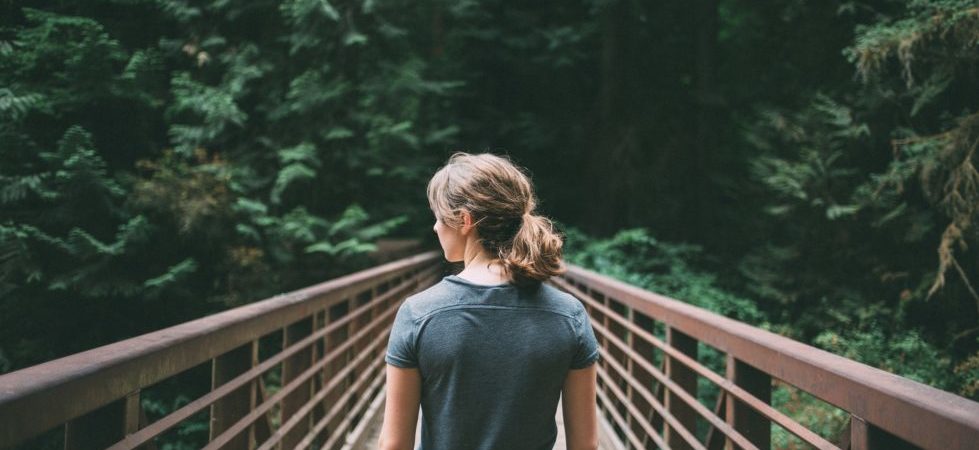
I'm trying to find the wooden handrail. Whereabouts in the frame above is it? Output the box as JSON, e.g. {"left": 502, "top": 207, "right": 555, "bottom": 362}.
{"left": 549, "top": 263, "right": 979, "bottom": 450}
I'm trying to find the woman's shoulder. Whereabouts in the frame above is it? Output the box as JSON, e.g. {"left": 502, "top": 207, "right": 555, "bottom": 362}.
{"left": 537, "top": 282, "right": 587, "bottom": 316}
{"left": 398, "top": 278, "right": 458, "bottom": 318}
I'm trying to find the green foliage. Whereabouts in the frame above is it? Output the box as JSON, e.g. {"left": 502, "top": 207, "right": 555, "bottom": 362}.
{"left": 739, "top": 92, "right": 899, "bottom": 342}
{"left": 846, "top": 0, "right": 979, "bottom": 87}
{"left": 0, "top": 125, "right": 142, "bottom": 299}
{"left": 1, "top": 0, "right": 451, "bottom": 378}
{"left": 814, "top": 326, "right": 954, "bottom": 390}
{"left": 143, "top": 258, "right": 198, "bottom": 290}
{"left": 746, "top": 94, "right": 868, "bottom": 220}
{"left": 0, "top": 88, "right": 44, "bottom": 121}
{"left": 166, "top": 71, "right": 249, "bottom": 156}
{"left": 738, "top": 0, "right": 979, "bottom": 405}
{"left": 563, "top": 225, "right": 765, "bottom": 324}
{"left": 770, "top": 383, "right": 848, "bottom": 449}
{"left": 141, "top": 393, "right": 209, "bottom": 450}
{"left": 843, "top": 0, "right": 979, "bottom": 307}
{"left": 954, "top": 343, "right": 979, "bottom": 399}
{"left": 271, "top": 142, "right": 319, "bottom": 205}
{"left": 4, "top": 8, "right": 129, "bottom": 110}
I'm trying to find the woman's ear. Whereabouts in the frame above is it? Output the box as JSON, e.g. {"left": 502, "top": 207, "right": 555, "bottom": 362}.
{"left": 460, "top": 210, "right": 473, "bottom": 235}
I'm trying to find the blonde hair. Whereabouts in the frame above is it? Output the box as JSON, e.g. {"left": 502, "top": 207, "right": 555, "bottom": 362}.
{"left": 427, "top": 151, "right": 566, "bottom": 287}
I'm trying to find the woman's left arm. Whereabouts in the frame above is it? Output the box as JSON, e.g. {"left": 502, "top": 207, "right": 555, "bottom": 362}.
{"left": 378, "top": 364, "right": 421, "bottom": 450}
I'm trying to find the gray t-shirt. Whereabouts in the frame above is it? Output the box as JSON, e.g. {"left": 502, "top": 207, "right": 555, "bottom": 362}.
{"left": 384, "top": 273, "right": 601, "bottom": 450}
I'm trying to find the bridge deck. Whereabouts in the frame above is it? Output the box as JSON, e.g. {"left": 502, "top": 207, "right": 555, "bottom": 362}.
{"left": 357, "top": 390, "right": 622, "bottom": 450}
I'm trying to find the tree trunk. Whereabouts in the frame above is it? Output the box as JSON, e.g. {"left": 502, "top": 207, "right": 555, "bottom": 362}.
{"left": 693, "top": 0, "right": 719, "bottom": 238}
{"left": 585, "top": 0, "right": 638, "bottom": 235}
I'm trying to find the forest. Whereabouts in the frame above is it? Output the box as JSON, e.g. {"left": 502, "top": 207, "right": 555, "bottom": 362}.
{"left": 1, "top": 0, "right": 977, "bottom": 448}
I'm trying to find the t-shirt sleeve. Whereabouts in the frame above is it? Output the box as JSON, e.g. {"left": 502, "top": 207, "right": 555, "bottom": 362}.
{"left": 385, "top": 300, "right": 419, "bottom": 368}
{"left": 570, "top": 302, "right": 601, "bottom": 369}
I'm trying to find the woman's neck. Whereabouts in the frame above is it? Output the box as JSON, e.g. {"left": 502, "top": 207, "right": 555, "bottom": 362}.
{"left": 458, "top": 253, "right": 510, "bottom": 285}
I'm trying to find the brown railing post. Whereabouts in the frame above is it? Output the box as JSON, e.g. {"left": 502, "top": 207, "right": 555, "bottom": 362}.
{"left": 340, "top": 288, "right": 374, "bottom": 438}
{"left": 665, "top": 327, "right": 698, "bottom": 450}
{"left": 705, "top": 390, "right": 727, "bottom": 450}
{"left": 849, "top": 415, "right": 869, "bottom": 450}
{"left": 352, "top": 289, "right": 374, "bottom": 399}
{"left": 282, "top": 317, "right": 314, "bottom": 449}
{"left": 255, "top": 377, "right": 273, "bottom": 443}
{"left": 631, "top": 313, "right": 662, "bottom": 446}
{"left": 210, "top": 341, "right": 257, "bottom": 450}
{"left": 652, "top": 359, "right": 666, "bottom": 433}
{"left": 725, "top": 355, "right": 771, "bottom": 450}
{"left": 64, "top": 389, "right": 141, "bottom": 450}
{"left": 315, "top": 300, "right": 350, "bottom": 449}
{"left": 310, "top": 308, "right": 327, "bottom": 430}
{"left": 848, "top": 415, "right": 919, "bottom": 450}
{"left": 625, "top": 306, "right": 636, "bottom": 439}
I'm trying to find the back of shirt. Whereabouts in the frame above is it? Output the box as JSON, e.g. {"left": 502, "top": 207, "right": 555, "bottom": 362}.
{"left": 384, "top": 274, "right": 602, "bottom": 450}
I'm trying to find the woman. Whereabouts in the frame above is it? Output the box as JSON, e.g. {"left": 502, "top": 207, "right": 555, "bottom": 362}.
{"left": 378, "top": 152, "right": 602, "bottom": 450}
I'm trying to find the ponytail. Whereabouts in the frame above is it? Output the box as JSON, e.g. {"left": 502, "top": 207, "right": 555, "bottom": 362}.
{"left": 428, "top": 152, "right": 568, "bottom": 287}
{"left": 498, "top": 212, "right": 566, "bottom": 287}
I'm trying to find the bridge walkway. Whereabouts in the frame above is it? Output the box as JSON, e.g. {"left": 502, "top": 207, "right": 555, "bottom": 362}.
{"left": 357, "top": 393, "right": 624, "bottom": 450}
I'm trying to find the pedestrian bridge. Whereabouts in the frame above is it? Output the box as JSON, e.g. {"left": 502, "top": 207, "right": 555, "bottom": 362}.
{"left": 1, "top": 251, "right": 978, "bottom": 450}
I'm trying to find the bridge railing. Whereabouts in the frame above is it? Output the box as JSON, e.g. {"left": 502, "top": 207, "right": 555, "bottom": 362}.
{"left": 549, "top": 264, "right": 979, "bottom": 450}
{"left": 5, "top": 249, "right": 979, "bottom": 450}
{"left": 0, "top": 251, "right": 443, "bottom": 450}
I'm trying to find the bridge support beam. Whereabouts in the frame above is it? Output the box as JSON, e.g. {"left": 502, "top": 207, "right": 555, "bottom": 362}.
{"left": 847, "top": 415, "right": 919, "bottom": 450}
{"left": 65, "top": 389, "right": 141, "bottom": 449}
{"left": 314, "top": 301, "right": 351, "bottom": 448}
{"left": 665, "top": 327, "right": 698, "bottom": 450}
{"left": 725, "top": 355, "right": 771, "bottom": 450}
{"left": 282, "top": 317, "right": 314, "bottom": 449}
{"left": 210, "top": 341, "right": 258, "bottom": 450}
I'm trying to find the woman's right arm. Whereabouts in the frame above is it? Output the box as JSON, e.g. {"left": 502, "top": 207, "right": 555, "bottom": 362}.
{"left": 378, "top": 364, "right": 421, "bottom": 450}
{"left": 562, "top": 364, "right": 599, "bottom": 450}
